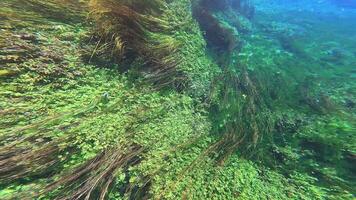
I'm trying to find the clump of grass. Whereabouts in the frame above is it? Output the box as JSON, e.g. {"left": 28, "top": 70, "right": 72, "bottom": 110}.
{"left": 89, "top": 0, "right": 181, "bottom": 84}
{"left": 0, "top": 0, "right": 86, "bottom": 28}
{"left": 88, "top": 0, "right": 219, "bottom": 93}
{"left": 42, "top": 144, "right": 144, "bottom": 200}
{"left": 206, "top": 66, "right": 274, "bottom": 165}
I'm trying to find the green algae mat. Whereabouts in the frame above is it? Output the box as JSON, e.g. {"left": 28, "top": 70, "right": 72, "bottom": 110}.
{"left": 0, "top": 0, "right": 355, "bottom": 199}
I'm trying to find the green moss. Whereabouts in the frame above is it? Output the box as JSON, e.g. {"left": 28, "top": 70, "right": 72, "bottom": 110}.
{"left": 1, "top": 0, "right": 356, "bottom": 199}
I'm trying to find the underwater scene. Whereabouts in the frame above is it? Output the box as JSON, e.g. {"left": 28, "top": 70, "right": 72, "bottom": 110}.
{"left": 0, "top": 0, "right": 355, "bottom": 199}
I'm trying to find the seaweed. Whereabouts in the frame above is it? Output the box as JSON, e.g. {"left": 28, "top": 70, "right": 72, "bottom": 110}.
{"left": 1, "top": 0, "right": 356, "bottom": 199}
{"left": 89, "top": 0, "right": 190, "bottom": 89}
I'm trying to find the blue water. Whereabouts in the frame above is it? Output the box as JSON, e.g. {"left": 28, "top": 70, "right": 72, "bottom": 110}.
{"left": 1, "top": 0, "right": 355, "bottom": 199}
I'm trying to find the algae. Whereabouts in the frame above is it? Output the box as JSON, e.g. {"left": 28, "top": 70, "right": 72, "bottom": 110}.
{"left": 0, "top": 0, "right": 355, "bottom": 199}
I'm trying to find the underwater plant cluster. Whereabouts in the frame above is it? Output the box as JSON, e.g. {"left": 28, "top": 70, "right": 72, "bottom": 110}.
{"left": 0, "top": 0, "right": 355, "bottom": 199}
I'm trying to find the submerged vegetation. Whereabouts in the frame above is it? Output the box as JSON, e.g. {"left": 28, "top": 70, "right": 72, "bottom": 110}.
{"left": 88, "top": 0, "right": 219, "bottom": 92}
{"left": 0, "top": 0, "right": 355, "bottom": 199}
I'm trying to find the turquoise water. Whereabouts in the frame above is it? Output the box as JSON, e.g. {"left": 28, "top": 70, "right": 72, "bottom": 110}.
{"left": 0, "top": 0, "right": 355, "bottom": 199}
{"left": 252, "top": 0, "right": 356, "bottom": 197}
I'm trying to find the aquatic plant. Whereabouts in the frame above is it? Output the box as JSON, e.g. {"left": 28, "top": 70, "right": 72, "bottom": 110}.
{"left": 1, "top": 0, "right": 355, "bottom": 199}
{"left": 89, "top": 0, "right": 219, "bottom": 92}
{"left": 193, "top": 0, "right": 254, "bottom": 54}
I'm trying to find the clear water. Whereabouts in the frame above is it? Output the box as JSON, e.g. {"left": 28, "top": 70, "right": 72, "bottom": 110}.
{"left": 0, "top": 0, "right": 355, "bottom": 199}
